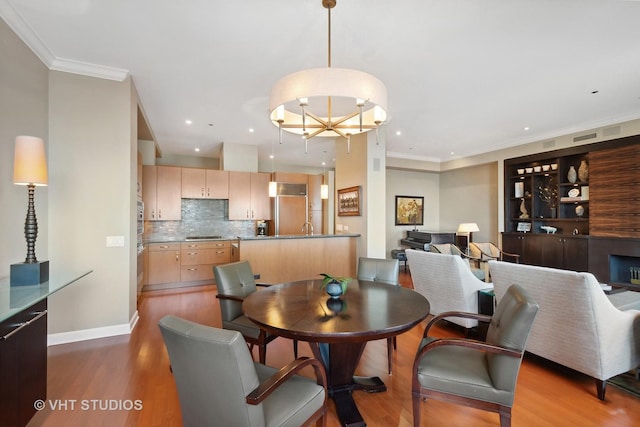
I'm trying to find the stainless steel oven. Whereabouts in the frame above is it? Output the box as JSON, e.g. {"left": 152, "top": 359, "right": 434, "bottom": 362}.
{"left": 137, "top": 199, "right": 144, "bottom": 253}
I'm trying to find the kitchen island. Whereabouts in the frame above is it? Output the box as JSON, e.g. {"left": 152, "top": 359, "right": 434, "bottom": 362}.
{"left": 239, "top": 234, "right": 360, "bottom": 284}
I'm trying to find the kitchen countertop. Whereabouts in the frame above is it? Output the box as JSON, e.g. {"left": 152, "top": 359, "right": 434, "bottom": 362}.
{"left": 144, "top": 233, "right": 360, "bottom": 244}
{"left": 240, "top": 233, "right": 360, "bottom": 240}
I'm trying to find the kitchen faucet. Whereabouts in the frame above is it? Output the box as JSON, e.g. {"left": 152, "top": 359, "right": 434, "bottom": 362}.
{"left": 301, "top": 222, "right": 314, "bottom": 235}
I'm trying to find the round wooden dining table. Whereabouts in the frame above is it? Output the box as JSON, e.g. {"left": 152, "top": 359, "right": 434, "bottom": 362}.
{"left": 243, "top": 278, "right": 430, "bottom": 427}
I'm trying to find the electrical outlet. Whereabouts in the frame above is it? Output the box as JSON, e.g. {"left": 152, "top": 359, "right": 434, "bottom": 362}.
{"left": 106, "top": 236, "right": 125, "bottom": 247}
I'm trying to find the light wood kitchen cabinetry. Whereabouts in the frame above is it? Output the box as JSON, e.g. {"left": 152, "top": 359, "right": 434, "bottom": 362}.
{"left": 274, "top": 172, "right": 308, "bottom": 184}
{"left": 180, "top": 241, "right": 231, "bottom": 282}
{"left": 147, "top": 243, "right": 181, "bottom": 284}
{"left": 228, "top": 172, "right": 271, "bottom": 220}
{"left": 142, "top": 166, "right": 181, "bottom": 220}
{"left": 181, "top": 168, "right": 229, "bottom": 199}
{"left": 308, "top": 174, "right": 323, "bottom": 234}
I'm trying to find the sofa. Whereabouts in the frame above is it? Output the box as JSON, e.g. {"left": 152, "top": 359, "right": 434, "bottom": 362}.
{"left": 405, "top": 249, "right": 491, "bottom": 331}
{"left": 489, "top": 260, "right": 640, "bottom": 400}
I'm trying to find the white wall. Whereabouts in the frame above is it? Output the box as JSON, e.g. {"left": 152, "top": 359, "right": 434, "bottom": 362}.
{"left": 440, "top": 162, "right": 499, "bottom": 243}
{"left": 47, "top": 71, "right": 136, "bottom": 338}
{"left": 386, "top": 169, "right": 440, "bottom": 256}
{"left": 0, "top": 19, "right": 49, "bottom": 278}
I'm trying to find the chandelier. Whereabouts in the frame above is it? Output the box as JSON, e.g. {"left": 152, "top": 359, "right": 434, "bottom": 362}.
{"left": 269, "top": 0, "right": 388, "bottom": 152}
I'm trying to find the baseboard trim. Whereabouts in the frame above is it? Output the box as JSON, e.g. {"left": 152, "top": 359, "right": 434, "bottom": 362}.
{"left": 48, "top": 310, "right": 140, "bottom": 346}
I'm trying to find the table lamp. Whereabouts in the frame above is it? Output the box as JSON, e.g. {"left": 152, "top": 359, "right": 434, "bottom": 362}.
{"left": 457, "top": 222, "right": 479, "bottom": 255}
{"left": 10, "top": 135, "right": 50, "bottom": 286}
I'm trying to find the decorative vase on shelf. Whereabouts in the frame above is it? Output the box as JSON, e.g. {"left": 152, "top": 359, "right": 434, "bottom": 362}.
{"left": 567, "top": 166, "right": 577, "bottom": 183}
{"left": 578, "top": 160, "right": 589, "bottom": 182}
{"left": 575, "top": 205, "right": 585, "bottom": 217}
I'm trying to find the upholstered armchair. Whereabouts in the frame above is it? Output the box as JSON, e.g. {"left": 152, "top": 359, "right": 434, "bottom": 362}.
{"left": 214, "top": 260, "right": 297, "bottom": 363}
{"left": 357, "top": 257, "right": 400, "bottom": 374}
{"left": 430, "top": 243, "right": 486, "bottom": 281}
{"left": 469, "top": 242, "right": 520, "bottom": 281}
{"left": 405, "top": 249, "right": 491, "bottom": 334}
{"left": 159, "top": 315, "right": 327, "bottom": 427}
{"left": 412, "top": 284, "right": 538, "bottom": 427}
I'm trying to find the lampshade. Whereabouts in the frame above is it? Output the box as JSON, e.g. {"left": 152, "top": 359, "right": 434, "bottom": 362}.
{"left": 320, "top": 184, "right": 329, "bottom": 199}
{"left": 268, "top": 181, "right": 277, "bottom": 198}
{"left": 457, "top": 223, "right": 479, "bottom": 233}
{"left": 13, "top": 135, "right": 48, "bottom": 186}
{"left": 269, "top": 0, "right": 387, "bottom": 148}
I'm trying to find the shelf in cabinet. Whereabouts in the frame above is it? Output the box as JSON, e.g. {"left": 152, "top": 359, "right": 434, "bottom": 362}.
{"left": 531, "top": 217, "right": 588, "bottom": 222}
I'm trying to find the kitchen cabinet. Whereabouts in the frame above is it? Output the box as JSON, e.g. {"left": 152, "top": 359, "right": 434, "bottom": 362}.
{"left": 308, "top": 174, "right": 323, "bottom": 234}
{"left": 228, "top": 172, "right": 271, "bottom": 220}
{"left": 181, "top": 168, "right": 229, "bottom": 199}
{"left": 147, "top": 243, "right": 181, "bottom": 284}
{"left": 180, "top": 240, "right": 232, "bottom": 282}
{"left": 0, "top": 299, "right": 47, "bottom": 427}
{"left": 142, "top": 166, "right": 182, "bottom": 220}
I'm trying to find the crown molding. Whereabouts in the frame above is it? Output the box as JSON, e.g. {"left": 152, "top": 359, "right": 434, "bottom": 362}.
{"left": 50, "top": 57, "right": 128, "bottom": 81}
{"left": 1, "top": 1, "right": 128, "bottom": 81}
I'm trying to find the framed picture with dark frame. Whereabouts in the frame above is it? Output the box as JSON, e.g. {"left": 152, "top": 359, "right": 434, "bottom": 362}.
{"left": 337, "top": 186, "right": 361, "bottom": 216}
{"left": 395, "top": 196, "right": 424, "bottom": 226}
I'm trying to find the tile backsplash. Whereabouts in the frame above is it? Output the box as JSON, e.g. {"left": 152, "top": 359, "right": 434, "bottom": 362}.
{"left": 144, "top": 199, "right": 256, "bottom": 241}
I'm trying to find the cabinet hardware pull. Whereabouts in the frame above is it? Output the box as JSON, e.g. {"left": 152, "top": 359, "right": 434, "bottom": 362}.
{"left": 188, "top": 252, "right": 198, "bottom": 255}
{"left": 175, "top": 253, "right": 179, "bottom": 261}
{"left": 216, "top": 251, "right": 225, "bottom": 254}
{"left": 1, "top": 310, "right": 47, "bottom": 340}
{"left": 187, "top": 268, "right": 197, "bottom": 271}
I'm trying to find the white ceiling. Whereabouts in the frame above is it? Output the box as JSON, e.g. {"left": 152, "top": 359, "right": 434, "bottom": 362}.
{"left": 3, "top": 0, "right": 640, "bottom": 169}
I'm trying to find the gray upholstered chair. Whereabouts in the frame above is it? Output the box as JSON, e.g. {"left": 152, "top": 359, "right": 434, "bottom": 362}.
{"left": 412, "top": 284, "right": 538, "bottom": 427}
{"left": 214, "top": 260, "right": 297, "bottom": 364}
{"left": 357, "top": 257, "right": 400, "bottom": 374}
{"left": 430, "top": 243, "right": 486, "bottom": 281}
{"left": 159, "top": 315, "right": 327, "bottom": 427}
{"left": 469, "top": 242, "right": 520, "bottom": 282}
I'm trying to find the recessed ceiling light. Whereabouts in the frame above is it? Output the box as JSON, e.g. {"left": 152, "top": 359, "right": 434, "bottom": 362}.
{"left": 185, "top": 119, "right": 192, "bottom": 125}
{"left": 524, "top": 127, "right": 530, "bottom": 131}
{"left": 450, "top": 151, "right": 455, "bottom": 155}
{"left": 194, "top": 148, "right": 200, "bottom": 152}
{"left": 269, "top": 154, "right": 274, "bottom": 159}
{"left": 396, "top": 131, "right": 402, "bottom": 136}
{"left": 249, "top": 128, "right": 254, "bottom": 133}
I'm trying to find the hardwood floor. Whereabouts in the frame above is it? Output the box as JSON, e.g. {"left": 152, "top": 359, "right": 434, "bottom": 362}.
{"left": 29, "top": 271, "right": 639, "bottom": 426}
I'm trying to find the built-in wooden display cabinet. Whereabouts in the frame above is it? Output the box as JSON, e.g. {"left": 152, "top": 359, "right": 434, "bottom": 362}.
{"left": 503, "top": 134, "right": 640, "bottom": 288}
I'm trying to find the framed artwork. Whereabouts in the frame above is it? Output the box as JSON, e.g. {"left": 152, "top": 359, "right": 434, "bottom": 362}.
{"left": 517, "top": 222, "right": 532, "bottom": 233}
{"left": 395, "top": 196, "right": 424, "bottom": 226}
{"left": 337, "top": 186, "right": 361, "bottom": 216}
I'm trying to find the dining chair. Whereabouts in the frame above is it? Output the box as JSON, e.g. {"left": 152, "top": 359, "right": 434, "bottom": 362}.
{"left": 214, "top": 260, "right": 297, "bottom": 364}
{"left": 412, "top": 284, "right": 538, "bottom": 427}
{"left": 159, "top": 315, "right": 327, "bottom": 427}
{"left": 357, "top": 257, "right": 400, "bottom": 374}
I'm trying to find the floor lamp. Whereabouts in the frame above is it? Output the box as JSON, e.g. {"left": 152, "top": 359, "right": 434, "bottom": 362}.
{"left": 10, "top": 135, "right": 49, "bottom": 286}
{"left": 457, "top": 223, "right": 479, "bottom": 255}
